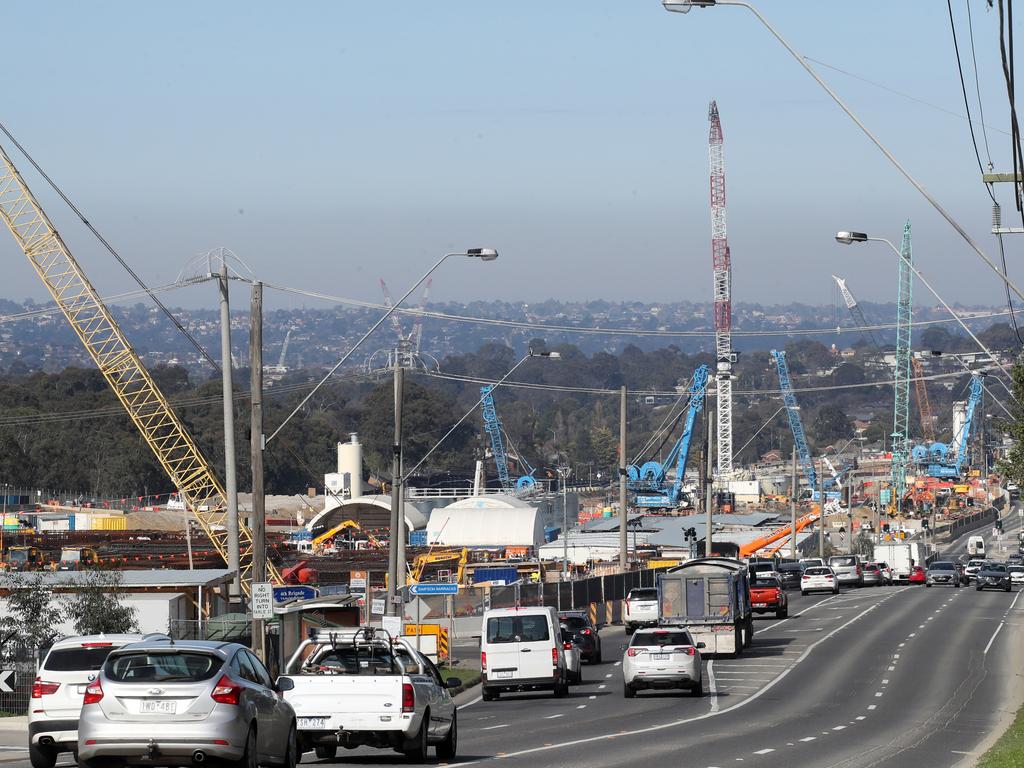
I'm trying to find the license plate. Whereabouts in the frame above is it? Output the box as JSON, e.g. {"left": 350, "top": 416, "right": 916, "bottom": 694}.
{"left": 495, "top": 670, "right": 513, "bottom": 679}
{"left": 753, "top": 602, "right": 767, "bottom": 608}
{"left": 297, "top": 717, "right": 327, "bottom": 729}
{"left": 140, "top": 699, "right": 176, "bottom": 714}
{"left": 650, "top": 653, "right": 669, "bottom": 661}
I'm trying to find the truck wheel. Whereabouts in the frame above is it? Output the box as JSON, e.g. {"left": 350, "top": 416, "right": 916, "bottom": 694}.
{"left": 403, "top": 716, "right": 429, "bottom": 763}
{"left": 623, "top": 682, "right": 636, "bottom": 698}
{"left": 436, "top": 712, "right": 457, "bottom": 760}
{"left": 481, "top": 687, "right": 498, "bottom": 702}
{"left": 314, "top": 745, "right": 337, "bottom": 760}
{"left": 29, "top": 744, "right": 56, "bottom": 768}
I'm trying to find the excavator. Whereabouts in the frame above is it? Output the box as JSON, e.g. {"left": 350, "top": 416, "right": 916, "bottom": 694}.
{"left": 310, "top": 520, "right": 381, "bottom": 553}
{"left": 57, "top": 547, "right": 99, "bottom": 570}
{"left": 1, "top": 546, "right": 46, "bottom": 571}
{"left": 409, "top": 548, "right": 468, "bottom": 584}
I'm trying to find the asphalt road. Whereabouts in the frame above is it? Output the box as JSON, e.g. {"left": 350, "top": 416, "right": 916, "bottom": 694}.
{"left": 2, "top": 511, "right": 1020, "bottom": 768}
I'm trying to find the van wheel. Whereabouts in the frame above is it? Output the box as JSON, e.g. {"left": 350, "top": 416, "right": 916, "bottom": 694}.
{"left": 482, "top": 687, "right": 498, "bottom": 701}
{"left": 554, "top": 680, "right": 569, "bottom": 698}
{"left": 29, "top": 744, "right": 56, "bottom": 768}
{"left": 314, "top": 745, "right": 337, "bottom": 760}
{"left": 403, "top": 714, "right": 429, "bottom": 763}
{"left": 436, "top": 712, "right": 457, "bottom": 760}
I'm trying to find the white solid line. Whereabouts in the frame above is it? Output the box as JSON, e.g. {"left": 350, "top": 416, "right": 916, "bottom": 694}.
{"left": 482, "top": 724, "right": 510, "bottom": 730}
{"left": 753, "top": 748, "right": 775, "bottom": 755}
{"left": 708, "top": 659, "right": 719, "bottom": 713}
{"left": 544, "top": 714, "right": 564, "bottom": 719}
{"left": 984, "top": 622, "right": 1005, "bottom": 655}
{"left": 458, "top": 696, "right": 483, "bottom": 710}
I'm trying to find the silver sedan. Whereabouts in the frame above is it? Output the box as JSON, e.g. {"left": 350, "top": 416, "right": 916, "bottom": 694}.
{"left": 78, "top": 639, "right": 296, "bottom": 768}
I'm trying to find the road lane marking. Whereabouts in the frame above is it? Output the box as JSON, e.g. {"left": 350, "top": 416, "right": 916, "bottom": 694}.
{"left": 458, "top": 696, "right": 483, "bottom": 710}
{"left": 708, "top": 660, "right": 719, "bottom": 713}
{"left": 482, "top": 724, "right": 509, "bottom": 730}
{"left": 882, "top": 679, "right": 889, "bottom": 684}
{"left": 984, "top": 622, "right": 1005, "bottom": 654}
{"left": 868, "top": 704, "right": 877, "bottom": 710}
{"left": 589, "top": 695, "right": 597, "bottom": 699}
{"left": 544, "top": 714, "right": 564, "bottom": 719}
{"left": 856, "top": 716, "right": 866, "bottom": 721}
{"left": 753, "top": 749, "right": 775, "bottom": 754}
{"left": 577, "top": 704, "right": 587, "bottom": 709}
{"left": 833, "top": 726, "right": 846, "bottom": 730}
{"left": 598, "top": 684, "right": 606, "bottom": 689}
{"left": 799, "top": 737, "right": 816, "bottom": 742}
{"left": 875, "top": 692, "right": 884, "bottom": 697}
{"left": 605, "top": 673, "right": 613, "bottom": 678}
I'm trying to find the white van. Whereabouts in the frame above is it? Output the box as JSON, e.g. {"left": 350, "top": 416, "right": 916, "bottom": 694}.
{"left": 480, "top": 606, "right": 568, "bottom": 701}
{"left": 968, "top": 535, "right": 986, "bottom": 558}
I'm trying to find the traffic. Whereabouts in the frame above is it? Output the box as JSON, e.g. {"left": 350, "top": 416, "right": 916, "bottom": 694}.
{"left": 20, "top": 518, "right": 1023, "bottom": 768}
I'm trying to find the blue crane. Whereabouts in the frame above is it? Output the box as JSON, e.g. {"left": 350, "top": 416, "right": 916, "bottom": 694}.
{"left": 480, "top": 385, "right": 536, "bottom": 491}
{"left": 628, "top": 364, "right": 709, "bottom": 510}
{"left": 912, "top": 375, "right": 983, "bottom": 479}
{"left": 771, "top": 350, "right": 818, "bottom": 492}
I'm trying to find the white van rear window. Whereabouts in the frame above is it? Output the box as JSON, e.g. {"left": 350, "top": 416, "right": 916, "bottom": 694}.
{"left": 487, "top": 615, "right": 550, "bottom": 643}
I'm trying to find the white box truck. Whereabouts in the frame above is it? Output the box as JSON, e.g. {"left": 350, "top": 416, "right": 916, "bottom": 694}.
{"left": 874, "top": 542, "right": 933, "bottom": 583}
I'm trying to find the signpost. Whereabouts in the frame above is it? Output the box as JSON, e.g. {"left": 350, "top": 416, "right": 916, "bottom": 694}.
{"left": 251, "top": 582, "right": 274, "bottom": 621}
{"left": 0, "top": 670, "right": 13, "bottom": 693}
{"left": 272, "top": 585, "right": 318, "bottom": 604}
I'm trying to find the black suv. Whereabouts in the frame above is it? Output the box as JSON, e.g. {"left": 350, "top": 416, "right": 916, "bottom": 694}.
{"left": 558, "top": 611, "right": 602, "bottom": 664}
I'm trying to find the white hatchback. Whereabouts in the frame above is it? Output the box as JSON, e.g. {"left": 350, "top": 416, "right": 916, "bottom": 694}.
{"left": 622, "top": 627, "right": 703, "bottom": 698}
{"left": 801, "top": 566, "right": 839, "bottom": 595}
{"left": 1008, "top": 565, "right": 1024, "bottom": 585}
{"left": 27, "top": 634, "right": 144, "bottom": 768}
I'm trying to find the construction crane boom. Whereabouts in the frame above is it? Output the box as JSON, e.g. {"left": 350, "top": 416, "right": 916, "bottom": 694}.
{"left": 480, "top": 385, "right": 512, "bottom": 490}
{"left": 891, "top": 222, "right": 913, "bottom": 514}
{"left": 379, "top": 278, "right": 406, "bottom": 341}
{"left": 413, "top": 277, "right": 431, "bottom": 355}
{"left": 0, "top": 143, "right": 277, "bottom": 592}
{"left": 709, "top": 100, "right": 735, "bottom": 477}
{"left": 277, "top": 329, "right": 291, "bottom": 370}
{"left": 910, "top": 357, "right": 935, "bottom": 443}
{"left": 832, "top": 275, "right": 882, "bottom": 348}
{"left": 771, "top": 350, "right": 817, "bottom": 491}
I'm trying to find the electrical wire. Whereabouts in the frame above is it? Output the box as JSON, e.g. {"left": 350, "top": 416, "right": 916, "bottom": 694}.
{"left": 0, "top": 121, "right": 222, "bottom": 373}
{"left": 966, "top": 0, "right": 995, "bottom": 166}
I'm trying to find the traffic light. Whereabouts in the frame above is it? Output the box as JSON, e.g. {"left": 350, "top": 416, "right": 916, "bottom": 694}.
{"left": 995, "top": 519, "right": 1004, "bottom": 532}
{"left": 882, "top": 523, "right": 891, "bottom": 533}
{"left": 922, "top": 519, "right": 930, "bottom": 530}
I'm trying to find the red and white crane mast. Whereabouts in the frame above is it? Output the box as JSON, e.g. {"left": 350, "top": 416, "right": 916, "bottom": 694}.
{"left": 709, "top": 100, "right": 735, "bottom": 477}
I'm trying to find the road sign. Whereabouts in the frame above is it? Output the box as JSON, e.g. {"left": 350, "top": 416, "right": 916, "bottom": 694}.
{"left": 409, "top": 582, "right": 459, "bottom": 596}
{"left": 0, "top": 670, "right": 12, "bottom": 693}
{"left": 371, "top": 598, "right": 385, "bottom": 615}
{"left": 273, "top": 585, "right": 318, "bottom": 604}
{"left": 350, "top": 570, "right": 368, "bottom": 590}
{"left": 251, "top": 582, "right": 274, "bottom": 620}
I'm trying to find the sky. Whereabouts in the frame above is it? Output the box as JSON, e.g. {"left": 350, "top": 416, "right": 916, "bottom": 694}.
{"left": 1, "top": 1, "right": 1021, "bottom": 314}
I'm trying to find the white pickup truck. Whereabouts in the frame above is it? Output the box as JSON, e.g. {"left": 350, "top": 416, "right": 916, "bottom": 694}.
{"left": 278, "top": 628, "right": 460, "bottom": 762}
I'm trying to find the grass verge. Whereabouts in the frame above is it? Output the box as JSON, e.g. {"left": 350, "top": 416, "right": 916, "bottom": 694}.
{"left": 977, "top": 704, "right": 1024, "bottom": 768}
{"left": 439, "top": 664, "right": 481, "bottom": 695}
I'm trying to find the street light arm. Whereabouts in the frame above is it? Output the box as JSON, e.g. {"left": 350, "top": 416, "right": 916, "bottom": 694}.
{"left": 675, "top": 0, "right": 1024, "bottom": 307}
{"left": 266, "top": 252, "right": 466, "bottom": 446}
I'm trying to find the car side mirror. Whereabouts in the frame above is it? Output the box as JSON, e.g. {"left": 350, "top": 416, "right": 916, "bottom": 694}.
{"left": 275, "top": 677, "right": 295, "bottom": 692}
{"left": 446, "top": 678, "right": 461, "bottom": 689}
{"left": 696, "top": 642, "right": 706, "bottom": 650}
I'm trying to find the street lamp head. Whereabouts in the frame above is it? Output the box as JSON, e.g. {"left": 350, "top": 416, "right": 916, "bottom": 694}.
{"left": 835, "top": 231, "right": 869, "bottom": 245}
{"left": 466, "top": 248, "right": 499, "bottom": 261}
{"left": 529, "top": 348, "right": 561, "bottom": 359}
{"left": 663, "top": 0, "right": 717, "bottom": 12}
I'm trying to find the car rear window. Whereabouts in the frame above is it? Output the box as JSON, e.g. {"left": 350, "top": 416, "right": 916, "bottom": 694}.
{"left": 830, "top": 556, "right": 857, "bottom": 566}
{"left": 863, "top": 565, "right": 879, "bottom": 572}
{"left": 628, "top": 589, "right": 657, "bottom": 600}
{"left": 778, "top": 564, "right": 803, "bottom": 573}
{"left": 305, "top": 647, "right": 407, "bottom": 675}
{"left": 930, "top": 562, "right": 954, "bottom": 570}
{"left": 559, "top": 616, "right": 588, "bottom": 632}
{"left": 1008, "top": 566, "right": 1024, "bottom": 573}
{"left": 983, "top": 564, "right": 1007, "bottom": 573}
{"left": 487, "top": 615, "right": 550, "bottom": 643}
{"left": 631, "top": 630, "right": 692, "bottom": 647}
{"left": 105, "top": 651, "right": 222, "bottom": 683}
{"left": 752, "top": 578, "right": 779, "bottom": 588}
{"left": 43, "top": 646, "right": 119, "bottom": 672}
{"left": 805, "top": 567, "right": 831, "bottom": 575}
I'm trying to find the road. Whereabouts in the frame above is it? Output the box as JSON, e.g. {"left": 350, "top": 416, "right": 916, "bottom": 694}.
{"left": 1, "top": 511, "right": 1020, "bottom": 768}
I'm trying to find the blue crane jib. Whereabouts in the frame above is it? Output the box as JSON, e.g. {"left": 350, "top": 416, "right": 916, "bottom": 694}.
{"left": 629, "top": 364, "right": 709, "bottom": 509}
{"left": 913, "top": 375, "right": 983, "bottom": 479}
{"left": 771, "top": 350, "right": 817, "bottom": 491}
{"left": 480, "top": 385, "right": 512, "bottom": 491}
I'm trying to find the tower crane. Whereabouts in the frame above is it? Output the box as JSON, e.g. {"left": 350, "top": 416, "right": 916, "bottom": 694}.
{"left": 891, "top": 222, "right": 914, "bottom": 514}
{"left": 770, "top": 350, "right": 817, "bottom": 493}
{"left": 380, "top": 276, "right": 432, "bottom": 369}
{"left": 413, "top": 277, "right": 431, "bottom": 355}
{"left": 0, "top": 143, "right": 278, "bottom": 592}
{"left": 709, "top": 101, "right": 736, "bottom": 477}
{"left": 910, "top": 357, "right": 935, "bottom": 443}
{"left": 628, "top": 364, "right": 709, "bottom": 510}
{"left": 480, "top": 385, "right": 536, "bottom": 491}
{"left": 832, "top": 275, "right": 882, "bottom": 348}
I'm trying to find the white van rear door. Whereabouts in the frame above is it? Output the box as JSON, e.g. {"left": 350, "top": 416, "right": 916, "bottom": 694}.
{"left": 484, "top": 615, "right": 522, "bottom": 681}
{"left": 515, "top": 614, "right": 556, "bottom": 680}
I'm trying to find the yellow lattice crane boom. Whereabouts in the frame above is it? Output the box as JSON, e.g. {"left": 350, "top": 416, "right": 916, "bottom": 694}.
{"left": 0, "top": 143, "right": 278, "bottom": 592}
{"left": 910, "top": 357, "right": 935, "bottom": 443}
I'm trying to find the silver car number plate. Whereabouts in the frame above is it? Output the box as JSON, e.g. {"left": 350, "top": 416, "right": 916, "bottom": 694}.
{"left": 298, "top": 717, "right": 327, "bottom": 729}
{"left": 495, "top": 670, "right": 513, "bottom": 679}
{"left": 650, "top": 653, "right": 669, "bottom": 661}
{"left": 140, "top": 699, "right": 176, "bottom": 714}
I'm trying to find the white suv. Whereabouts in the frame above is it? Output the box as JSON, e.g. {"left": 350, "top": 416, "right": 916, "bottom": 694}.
{"left": 622, "top": 626, "right": 704, "bottom": 698}
{"left": 28, "top": 634, "right": 144, "bottom": 768}
{"left": 623, "top": 588, "right": 659, "bottom": 633}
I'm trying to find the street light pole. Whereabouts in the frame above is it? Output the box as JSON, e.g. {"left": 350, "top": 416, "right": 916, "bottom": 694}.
{"left": 217, "top": 260, "right": 241, "bottom": 599}
{"left": 559, "top": 466, "right": 571, "bottom": 580}
{"left": 386, "top": 366, "right": 405, "bottom": 616}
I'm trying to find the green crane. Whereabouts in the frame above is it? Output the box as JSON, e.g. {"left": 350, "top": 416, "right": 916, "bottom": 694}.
{"left": 891, "top": 221, "right": 913, "bottom": 515}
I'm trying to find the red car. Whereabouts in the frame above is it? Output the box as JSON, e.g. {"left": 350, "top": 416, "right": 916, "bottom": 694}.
{"left": 908, "top": 565, "right": 927, "bottom": 585}
{"left": 749, "top": 575, "right": 789, "bottom": 619}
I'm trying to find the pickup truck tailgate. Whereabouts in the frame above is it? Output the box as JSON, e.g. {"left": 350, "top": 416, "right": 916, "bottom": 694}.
{"left": 283, "top": 676, "right": 408, "bottom": 732}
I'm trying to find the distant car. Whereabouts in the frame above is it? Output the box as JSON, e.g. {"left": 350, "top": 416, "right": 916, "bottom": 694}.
{"left": 976, "top": 562, "right": 1013, "bottom": 592}
{"left": 1008, "top": 554, "right": 1024, "bottom": 566}
{"left": 801, "top": 566, "right": 839, "bottom": 595}
{"left": 749, "top": 576, "right": 788, "bottom": 619}
{"left": 874, "top": 561, "right": 894, "bottom": 584}
{"left": 622, "top": 627, "right": 703, "bottom": 698}
{"left": 558, "top": 611, "right": 602, "bottom": 663}
{"left": 748, "top": 561, "right": 778, "bottom": 580}
{"left": 776, "top": 562, "right": 804, "bottom": 590}
{"left": 77, "top": 638, "right": 297, "bottom": 768}
{"left": 624, "top": 588, "right": 659, "bottom": 634}
{"left": 828, "top": 555, "right": 863, "bottom": 587}
{"left": 925, "top": 561, "right": 961, "bottom": 588}
{"left": 908, "top": 565, "right": 927, "bottom": 585}
{"left": 1008, "top": 565, "right": 1024, "bottom": 586}
{"left": 799, "top": 558, "right": 825, "bottom": 568}
{"left": 27, "top": 634, "right": 145, "bottom": 768}
{"left": 560, "top": 628, "right": 583, "bottom": 685}
{"left": 861, "top": 563, "right": 883, "bottom": 586}
{"left": 964, "top": 559, "right": 988, "bottom": 584}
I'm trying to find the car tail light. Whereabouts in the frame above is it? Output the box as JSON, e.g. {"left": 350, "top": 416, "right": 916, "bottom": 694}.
{"left": 563, "top": 641, "right": 573, "bottom": 650}
{"left": 682, "top": 647, "right": 696, "bottom": 657}
{"left": 32, "top": 679, "right": 60, "bottom": 698}
{"left": 624, "top": 599, "right": 631, "bottom": 612}
{"left": 481, "top": 651, "right": 487, "bottom": 671}
{"left": 626, "top": 648, "right": 641, "bottom": 657}
{"left": 83, "top": 680, "right": 103, "bottom": 705}
{"left": 552, "top": 647, "right": 559, "bottom": 666}
{"left": 801, "top": 575, "right": 810, "bottom": 580}
{"left": 581, "top": 628, "right": 592, "bottom": 635}
{"left": 826, "top": 575, "right": 834, "bottom": 580}
{"left": 402, "top": 683, "right": 415, "bottom": 713}
{"left": 211, "top": 675, "right": 242, "bottom": 706}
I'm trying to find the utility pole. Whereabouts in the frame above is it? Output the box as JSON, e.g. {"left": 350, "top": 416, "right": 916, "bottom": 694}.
{"left": 817, "top": 469, "right": 825, "bottom": 561}
{"left": 218, "top": 261, "right": 241, "bottom": 600}
{"left": 790, "top": 446, "right": 797, "bottom": 560}
{"left": 249, "top": 281, "right": 266, "bottom": 662}
{"left": 386, "top": 366, "right": 405, "bottom": 615}
{"left": 705, "top": 387, "right": 714, "bottom": 557}
{"left": 560, "top": 466, "right": 570, "bottom": 580}
{"left": 619, "top": 386, "right": 628, "bottom": 571}
{"left": 980, "top": 373, "right": 988, "bottom": 476}
{"left": 847, "top": 482, "right": 854, "bottom": 555}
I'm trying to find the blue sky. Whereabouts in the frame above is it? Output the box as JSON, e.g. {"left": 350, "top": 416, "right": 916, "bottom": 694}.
{"left": 1, "top": 1, "right": 1019, "bottom": 312}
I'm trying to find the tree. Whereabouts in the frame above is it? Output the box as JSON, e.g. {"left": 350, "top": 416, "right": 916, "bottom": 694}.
{"left": 812, "top": 404, "right": 853, "bottom": 445}
{"left": 997, "top": 357, "right": 1024, "bottom": 487}
{"left": 61, "top": 571, "right": 138, "bottom": 635}
{"left": 0, "top": 573, "right": 63, "bottom": 654}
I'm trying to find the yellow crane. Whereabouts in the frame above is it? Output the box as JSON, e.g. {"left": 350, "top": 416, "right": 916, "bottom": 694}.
{"left": 0, "top": 143, "right": 278, "bottom": 592}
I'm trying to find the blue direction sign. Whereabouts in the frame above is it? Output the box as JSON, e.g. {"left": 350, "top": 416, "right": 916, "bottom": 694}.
{"left": 409, "top": 582, "right": 459, "bottom": 596}
{"left": 273, "top": 585, "right": 319, "bottom": 603}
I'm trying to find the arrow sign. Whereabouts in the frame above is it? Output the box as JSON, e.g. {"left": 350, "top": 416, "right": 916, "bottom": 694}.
{"left": 0, "top": 670, "right": 13, "bottom": 693}
{"left": 409, "top": 582, "right": 459, "bottom": 596}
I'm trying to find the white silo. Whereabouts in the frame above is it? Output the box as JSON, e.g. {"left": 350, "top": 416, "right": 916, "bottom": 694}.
{"left": 338, "top": 433, "right": 364, "bottom": 499}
